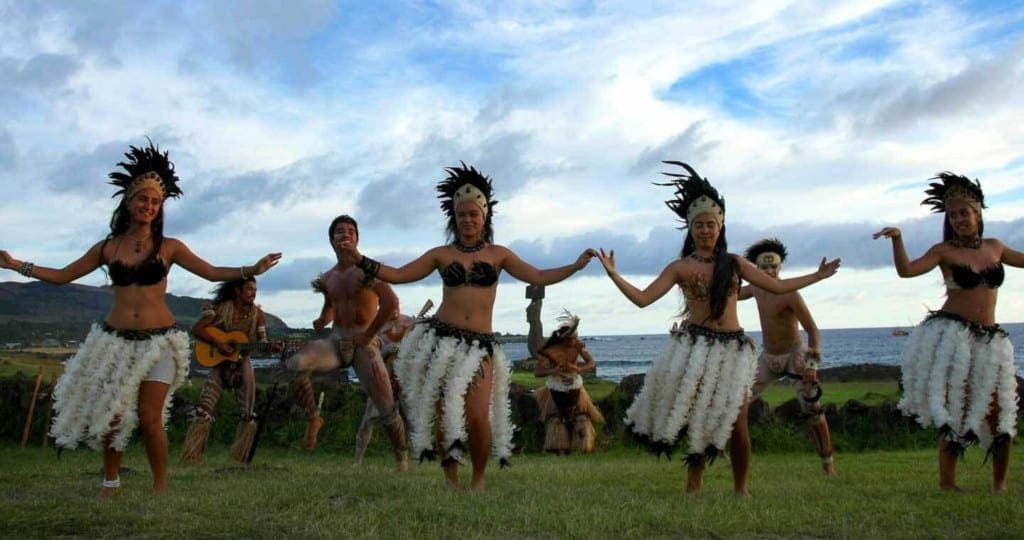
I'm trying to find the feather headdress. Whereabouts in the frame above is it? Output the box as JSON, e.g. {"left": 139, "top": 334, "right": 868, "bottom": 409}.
{"left": 744, "top": 237, "right": 788, "bottom": 265}
{"left": 655, "top": 161, "right": 724, "bottom": 228}
{"left": 542, "top": 309, "right": 581, "bottom": 350}
{"left": 436, "top": 162, "right": 497, "bottom": 242}
{"left": 107, "top": 140, "right": 183, "bottom": 200}
{"left": 921, "top": 172, "right": 984, "bottom": 214}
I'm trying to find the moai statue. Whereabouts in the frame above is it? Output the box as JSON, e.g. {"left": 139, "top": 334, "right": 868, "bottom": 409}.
{"left": 526, "top": 284, "right": 545, "bottom": 358}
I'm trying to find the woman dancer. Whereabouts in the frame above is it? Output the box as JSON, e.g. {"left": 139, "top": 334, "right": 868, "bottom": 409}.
{"left": 874, "top": 172, "right": 1021, "bottom": 492}
{"left": 342, "top": 163, "right": 595, "bottom": 490}
{"left": 0, "top": 142, "right": 281, "bottom": 497}
{"left": 597, "top": 161, "right": 839, "bottom": 496}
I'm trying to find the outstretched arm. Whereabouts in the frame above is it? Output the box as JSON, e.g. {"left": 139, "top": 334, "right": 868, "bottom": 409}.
{"left": 345, "top": 245, "right": 441, "bottom": 284}
{"left": 739, "top": 256, "right": 840, "bottom": 294}
{"left": 500, "top": 246, "right": 596, "bottom": 286}
{"left": 597, "top": 248, "right": 679, "bottom": 308}
{"left": 168, "top": 238, "right": 281, "bottom": 281}
{"left": 997, "top": 239, "right": 1024, "bottom": 268}
{"left": 0, "top": 242, "right": 105, "bottom": 285}
{"left": 872, "top": 227, "right": 940, "bottom": 277}
{"left": 737, "top": 284, "right": 755, "bottom": 301}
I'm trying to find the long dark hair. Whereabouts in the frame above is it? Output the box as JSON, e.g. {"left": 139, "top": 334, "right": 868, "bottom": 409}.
{"left": 211, "top": 278, "right": 255, "bottom": 304}
{"left": 921, "top": 171, "right": 986, "bottom": 242}
{"left": 681, "top": 226, "right": 736, "bottom": 322}
{"left": 658, "top": 161, "right": 736, "bottom": 323}
{"left": 105, "top": 141, "right": 183, "bottom": 258}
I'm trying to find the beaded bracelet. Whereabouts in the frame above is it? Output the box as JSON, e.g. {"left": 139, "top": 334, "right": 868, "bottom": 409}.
{"left": 19, "top": 261, "right": 34, "bottom": 277}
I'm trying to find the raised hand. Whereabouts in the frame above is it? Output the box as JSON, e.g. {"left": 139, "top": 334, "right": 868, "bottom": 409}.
{"left": 816, "top": 257, "right": 841, "bottom": 279}
{"left": 575, "top": 248, "right": 597, "bottom": 269}
{"left": 872, "top": 227, "right": 901, "bottom": 240}
{"left": 253, "top": 253, "right": 283, "bottom": 275}
{"left": 597, "top": 248, "right": 617, "bottom": 274}
{"left": 0, "top": 250, "right": 15, "bottom": 271}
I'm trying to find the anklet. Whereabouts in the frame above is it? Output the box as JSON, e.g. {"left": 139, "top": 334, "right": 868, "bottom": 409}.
{"left": 102, "top": 477, "right": 121, "bottom": 488}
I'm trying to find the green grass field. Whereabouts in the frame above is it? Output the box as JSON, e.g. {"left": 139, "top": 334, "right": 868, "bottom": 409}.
{"left": 1, "top": 443, "right": 1021, "bottom": 539}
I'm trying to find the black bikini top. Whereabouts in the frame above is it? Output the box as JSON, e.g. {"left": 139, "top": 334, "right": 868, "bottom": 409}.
{"left": 441, "top": 260, "right": 498, "bottom": 288}
{"left": 945, "top": 263, "right": 1004, "bottom": 290}
{"left": 108, "top": 256, "right": 168, "bottom": 286}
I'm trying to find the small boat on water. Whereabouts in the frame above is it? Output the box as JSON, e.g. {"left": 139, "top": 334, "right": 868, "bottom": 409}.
{"left": 892, "top": 328, "right": 909, "bottom": 337}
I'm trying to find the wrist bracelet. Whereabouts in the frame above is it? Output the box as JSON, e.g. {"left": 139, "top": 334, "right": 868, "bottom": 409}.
{"left": 240, "top": 266, "right": 248, "bottom": 279}
{"left": 19, "top": 261, "right": 34, "bottom": 277}
{"left": 356, "top": 255, "right": 381, "bottom": 281}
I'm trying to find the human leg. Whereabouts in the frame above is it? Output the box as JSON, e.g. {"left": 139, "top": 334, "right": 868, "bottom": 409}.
{"left": 729, "top": 399, "right": 751, "bottom": 497}
{"left": 352, "top": 342, "right": 408, "bottom": 470}
{"left": 137, "top": 380, "right": 171, "bottom": 494}
{"left": 180, "top": 369, "right": 225, "bottom": 465}
{"left": 465, "top": 360, "right": 494, "bottom": 490}
{"left": 355, "top": 398, "right": 377, "bottom": 465}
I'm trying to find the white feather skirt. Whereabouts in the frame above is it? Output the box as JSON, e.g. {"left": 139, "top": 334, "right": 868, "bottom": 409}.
{"left": 898, "top": 311, "right": 1018, "bottom": 449}
{"left": 50, "top": 324, "right": 191, "bottom": 451}
{"left": 393, "top": 318, "right": 515, "bottom": 464}
{"left": 625, "top": 324, "right": 756, "bottom": 459}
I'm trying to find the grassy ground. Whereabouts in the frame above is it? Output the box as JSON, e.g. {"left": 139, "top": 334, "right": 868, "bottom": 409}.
{"left": 1, "top": 443, "right": 1021, "bottom": 539}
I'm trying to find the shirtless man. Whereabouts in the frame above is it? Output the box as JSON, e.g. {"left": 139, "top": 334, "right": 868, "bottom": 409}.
{"left": 739, "top": 238, "right": 835, "bottom": 475}
{"left": 283, "top": 215, "right": 408, "bottom": 470}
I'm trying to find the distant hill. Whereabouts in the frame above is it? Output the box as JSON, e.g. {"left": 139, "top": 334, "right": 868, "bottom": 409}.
{"left": 0, "top": 281, "right": 291, "bottom": 343}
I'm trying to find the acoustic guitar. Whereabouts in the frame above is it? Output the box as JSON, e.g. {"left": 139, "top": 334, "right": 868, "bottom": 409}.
{"left": 194, "top": 327, "right": 276, "bottom": 368}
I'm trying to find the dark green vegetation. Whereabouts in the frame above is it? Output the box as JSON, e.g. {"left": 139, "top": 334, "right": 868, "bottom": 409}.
{"left": 0, "top": 280, "right": 290, "bottom": 342}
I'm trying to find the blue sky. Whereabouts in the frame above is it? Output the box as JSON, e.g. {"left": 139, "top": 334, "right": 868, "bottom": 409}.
{"left": 1, "top": 0, "right": 1023, "bottom": 335}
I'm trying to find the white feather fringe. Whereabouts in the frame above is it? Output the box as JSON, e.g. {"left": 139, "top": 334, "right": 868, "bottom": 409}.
{"left": 394, "top": 321, "right": 515, "bottom": 463}
{"left": 626, "top": 327, "right": 755, "bottom": 456}
{"left": 899, "top": 315, "right": 1018, "bottom": 449}
{"left": 50, "top": 324, "right": 190, "bottom": 451}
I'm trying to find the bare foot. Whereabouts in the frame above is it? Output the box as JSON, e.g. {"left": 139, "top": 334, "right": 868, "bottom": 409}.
{"left": 734, "top": 489, "right": 752, "bottom": 499}
{"left": 444, "top": 465, "right": 460, "bottom": 490}
{"left": 940, "top": 484, "right": 964, "bottom": 493}
{"left": 99, "top": 486, "right": 119, "bottom": 500}
{"left": 822, "top": 462, "right": 837, "bottom": 476}
{"left": 993, "top": 482, "right": 1008, "bottom": 494}
{"left": 301, "top": 415, "right": 324, "bottom": 451}
{"left": 396, "top": 455, "right": 409, "bottom": 473}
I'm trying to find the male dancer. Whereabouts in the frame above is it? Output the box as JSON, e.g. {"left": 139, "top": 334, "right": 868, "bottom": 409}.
{"left": 283, "top": 215, "right": 408, "bottom": 470}
{"left": 739, "top": 238, "right": 835, "bottom": 475}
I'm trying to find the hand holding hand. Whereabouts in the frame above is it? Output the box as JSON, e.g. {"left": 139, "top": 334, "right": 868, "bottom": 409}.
{"left": 575, "top": 248, "right": 597, "bottom": 270}
{"left": 597, "top": 248, "right": 617, "bottom": 275}
{"left": 253, "top": 253, "right": 283, "bottom": 275}
{"left": 872, "top": 227, "right": 901, "bottom": 241}
{"left": 816, "top": 257, "right": 841, "bottom": 279}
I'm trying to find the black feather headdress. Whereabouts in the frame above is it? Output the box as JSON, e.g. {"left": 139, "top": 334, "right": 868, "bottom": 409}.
{"left": 654, "top": 161, "right": 724, "bottom": 228}
{"left": 107, "top": 140, "right": 183, "bottom": 200}
{"left": 921, "top": 172, "right": 984, "bottom": 214}
{"left": 744, "top": 238, "right": 788, "bottom": 265}
{"left": 436, "top": 162, "right": 497, "bottom": 242}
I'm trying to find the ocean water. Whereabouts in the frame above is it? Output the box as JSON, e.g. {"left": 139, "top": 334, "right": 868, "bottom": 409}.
{"left": 501, "top": 323, "right": 1024, "bottom": 383}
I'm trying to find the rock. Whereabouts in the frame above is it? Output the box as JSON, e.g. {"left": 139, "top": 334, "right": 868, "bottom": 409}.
{"left": 617, "top": 373, "right": 646, "bottom": 399}
{"left": 747, "top": 397, "right": 772, "bottom": 425}
{"left": 817, "top": 363, "right": 901, "bottom": 383}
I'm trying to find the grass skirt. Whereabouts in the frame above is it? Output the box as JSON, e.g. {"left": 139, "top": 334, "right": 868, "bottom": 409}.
{"left": 393, "top": 318, "right": 514, "bottom": 464}
{"left": 50, "top": 324, "right": 190, "bottom": 451}
{"left": 625, "top": 324, "right": 756, "bottom": 460}
{"left": 899, "top": 311, "right": 1018, "bottom": 449}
